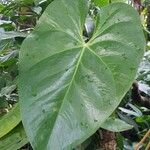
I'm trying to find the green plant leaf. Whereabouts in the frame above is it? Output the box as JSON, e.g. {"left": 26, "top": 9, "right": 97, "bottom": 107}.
{"left": 19, "top": 1, "right": 145, "bottom": 149}
{"left": 116, "top": 133, "right": 124, "bottom": 149}
{"left": 0, "top": 3, "right": 4, "bottom": 12}
{"left": 118, "top": 107, "right": 142, "bottom": 117}
{"left": 0, "top": 50, "right": 18, "bottom": 65}
{"left": 117, "top": 112, "right": 139, "bottom": 131}
{"left": 0, "top": 85, "right": 16, "bottom": 97}
{"left": 14, "top": 0, "right": 34, "bottom": 5}
{"left": 0, "top": 103, "right": 21, "bottom": 138}
{"left": 0, "top": 31, "right": 27, "bottom": 41}
{"left": 0, "top": 123, "right": 28, "bottom": 150}
{"left": 100, "top": 117, "right": 133, "bottom": 132}
{"left": 93, "top": 0, "right": 109, "bottom": 7}
{"left": 0, "top": 76, "right": 5, "bottom": 91}
{"left": 34, "top": 0, "right": 53, "bottom": 5}
{"left": 93, "top": 0, "right": 127, "bottom": 7}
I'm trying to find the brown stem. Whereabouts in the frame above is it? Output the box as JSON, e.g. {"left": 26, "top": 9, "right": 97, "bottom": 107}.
{"left": 133, "top": 0, "right": 142, "bottom": 14}
{"left": 145, "top": 142, "right": 150, "bottom": 150}
{"left": 134, "top": 129, "right": 150, "bottom": 150}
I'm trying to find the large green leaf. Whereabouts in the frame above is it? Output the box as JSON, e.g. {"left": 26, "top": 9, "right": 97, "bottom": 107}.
{"left": 0, "top": 123, "right": 28, "bottom": 150}
{"left": 19, "top": 1, "right": 145, "bottom": 149}
{"left": 0, "top": 103, "right": 21, "bottom": 138}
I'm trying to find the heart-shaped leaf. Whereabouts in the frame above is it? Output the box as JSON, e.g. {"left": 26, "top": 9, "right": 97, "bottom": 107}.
{"left": 19, "top": 0, "right": 145, "bottom": 149}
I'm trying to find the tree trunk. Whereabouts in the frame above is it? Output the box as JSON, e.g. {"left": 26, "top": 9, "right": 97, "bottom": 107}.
{"left": 99, "top": 129, "right": 117, "bottom": 150}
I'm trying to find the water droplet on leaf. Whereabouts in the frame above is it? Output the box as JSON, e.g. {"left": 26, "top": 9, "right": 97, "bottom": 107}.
{"left": 65, "top": 68, "right": 69, "bottom": 71}
{"left": 42, "top": 109, "right": 46, "bottom": 113}
{"left": 32, "top": 93, "right": 37, "bottom": 97}
{"left": 94, "top": 119, "right": 98, "bottom": 122}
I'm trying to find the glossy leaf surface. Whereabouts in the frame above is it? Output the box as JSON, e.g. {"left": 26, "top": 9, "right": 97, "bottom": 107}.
{"left": 19, "top": 1, "right": 145, "bottom": 149}
{"left": 100, "top": 117, "right": 133, "bottom": 132}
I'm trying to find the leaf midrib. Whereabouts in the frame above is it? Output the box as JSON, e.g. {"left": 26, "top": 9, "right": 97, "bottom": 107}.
{"left": 47, "top": 43, "right": 117, "bottom": 147}
{"left": 47, "top": 46, "right": 85, "bottom": 146}
{"left": 87, "top": 46, "right": 116, "bottom": 88}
